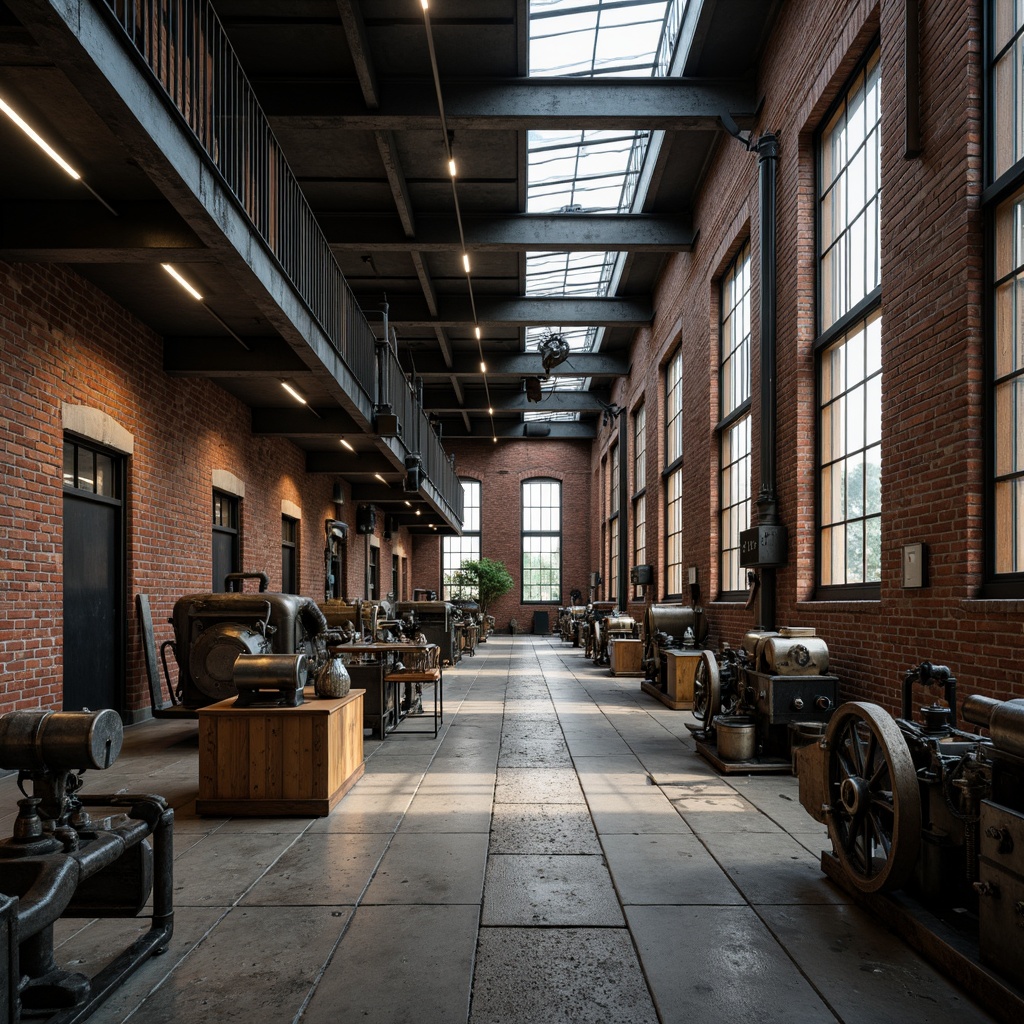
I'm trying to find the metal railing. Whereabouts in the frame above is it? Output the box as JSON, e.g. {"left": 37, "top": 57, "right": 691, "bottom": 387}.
{"left": 98, "top": 0, "right": 462, "bottom": 523}
{"left": 101, "top": 0, "right": 378, "bottom": 393}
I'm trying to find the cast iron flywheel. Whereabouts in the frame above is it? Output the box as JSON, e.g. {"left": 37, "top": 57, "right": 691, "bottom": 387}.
{"left": 692, "top": 650, "right": 720, "bottom": 727}
{"left": 824, "top": 701, "right": 922, "bottom": 894}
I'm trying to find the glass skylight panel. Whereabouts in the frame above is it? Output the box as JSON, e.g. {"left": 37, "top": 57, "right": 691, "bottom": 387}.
{"left": 525, "top": 0, "right": 680, "bottom": 418}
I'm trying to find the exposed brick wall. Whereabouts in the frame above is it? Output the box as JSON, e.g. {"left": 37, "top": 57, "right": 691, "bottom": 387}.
{"left": 414, "top": 439, "right": 593, "bottom": 632}
{"left": 0, "top": 261, "right": 413, "bottom": 717}
{"left": 591, "top": 0, "right": 1017, "bottom": 715}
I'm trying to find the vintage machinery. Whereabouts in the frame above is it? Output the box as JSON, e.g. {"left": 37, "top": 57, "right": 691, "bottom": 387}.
{"left": 165, "top": 572, "right": 329, "bottom": 708}
{"left": 796, "top": 664, "right": 1024, "bottom": 992}
{"left": 593, "top": 613, "right": 638, "bottom": 665}
{"left": 641, "top": 603, "right": 704, "bottom": 690}
{"left": 691, "top": 627, "right": 838, "bottom": 771}
{"left": 557, "top": 605, "right": 588, "bottom": 647}
{"left": 0, "top": 710, "right": 174, "bottom": 1024}
{"left": 396, "top": 601, "right": 459, "bottom": 666}
{"left": 580, "top": 602, "right": 616, "bottom": 660}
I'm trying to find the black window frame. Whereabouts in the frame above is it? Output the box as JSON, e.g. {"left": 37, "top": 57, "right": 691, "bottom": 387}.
{"left": 813, "top": 40, "right": 883, "bottom": 601}
{"left": 521, "top": 477, "right": 562, "bottom": 604}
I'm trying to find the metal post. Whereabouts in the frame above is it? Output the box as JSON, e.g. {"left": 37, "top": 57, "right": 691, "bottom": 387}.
{"left": 755, "top": 132, "right": 779, "bottom": 631}
{"left": 617, "top": 408, "right": 629, "bottom": 611}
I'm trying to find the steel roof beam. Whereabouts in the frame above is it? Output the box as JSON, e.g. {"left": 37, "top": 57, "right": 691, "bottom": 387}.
{"left": 423, "top": 390, "right": 608, "bottom": 413}
{"left": 324, "top": 212, "right": 693, "bottom": 252}
{"left": 378, "top": 296, "right": 651, "bottom": 328}
{"left": 259, "top": 76, "right": 757, "bottom": 130}
{"left": 404, "top": 352, "right": 628, "bottom": 378}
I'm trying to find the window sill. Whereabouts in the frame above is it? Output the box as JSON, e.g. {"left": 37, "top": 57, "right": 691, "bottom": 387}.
{"left": 796, "top": 599, "right": 882, "bottom": 613}
{"left": 960, "top": 597, "right": 1024, "bottom": 613}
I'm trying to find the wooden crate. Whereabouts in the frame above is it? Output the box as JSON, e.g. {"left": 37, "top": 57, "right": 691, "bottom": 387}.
{"left": 197, "top": 689, "right": 364, "bottom": 816}
{"left": 609, "top": 638, "right": 643, "bottom": 676}
{"left": 640, "top": 650, "right": 702, "bottom": 709}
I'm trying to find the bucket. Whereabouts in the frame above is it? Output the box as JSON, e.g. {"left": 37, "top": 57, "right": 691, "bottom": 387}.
{"left": 788, "top": 721, "right": 827, "bottom": 775}
{"left": 715, "top": 715, "right": 756, "bottom": 761}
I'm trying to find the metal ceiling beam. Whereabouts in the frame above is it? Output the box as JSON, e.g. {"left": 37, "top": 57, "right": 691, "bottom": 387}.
{"left": 437, "top": 420, "right": 596, "bottom": 440}
{"left": 0, "top": 201, "right": 209, "bottom": 262}
{"left": 404, "top": 352, "right": 628, "bottom": 378}
{"left": 378, "top": 296, "right": 651, "bottom": 328}
{"left": 259, "top": 77, "right": 757, "bottom": 130}
{"left": 323, "top": 212, "right": 694, "bottom": 252}
{"left": 164, "top": 337, "right": 310, "bottom": 376}
{"left": 423, "top": 390, "right": 608, "bottom": 413}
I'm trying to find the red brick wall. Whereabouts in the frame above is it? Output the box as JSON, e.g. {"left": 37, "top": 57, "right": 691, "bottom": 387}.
{"left": 592, "top": 0, "right": 1020, "bottom": 714}
{"left": 414, "top": 439, "right": 593, "bottom": 632}
{"left": 0, "top": 260, "right": 414, "bottom": 717}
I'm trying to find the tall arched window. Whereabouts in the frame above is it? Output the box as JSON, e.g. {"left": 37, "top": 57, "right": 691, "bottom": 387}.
{"left": 522, "top": 478, "right": 561, "bottom": 602}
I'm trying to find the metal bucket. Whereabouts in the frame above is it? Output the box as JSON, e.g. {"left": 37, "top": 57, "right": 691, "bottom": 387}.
{"left": 788, "top": 720, "right": 827, "bottom": 774}
{"left": 715, "top": 715, "right": 756, "bottom": 761}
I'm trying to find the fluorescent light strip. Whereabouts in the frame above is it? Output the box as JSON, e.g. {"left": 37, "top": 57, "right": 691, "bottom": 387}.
{"left": 161, "top": 263, "right": 203, "bottom": 301}
{"left": 0, "top": 96, "right": 80, "bottom": 179}
{"left": 280, "top": 381, "right": 306, "bottom": 405}
{"left": 339, "top": 438, "right": 355, "bottom": 451}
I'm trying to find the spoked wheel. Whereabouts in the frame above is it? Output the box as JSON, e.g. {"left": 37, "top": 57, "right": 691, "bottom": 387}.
{"left": 692, "top": 650, "right": 720, "bottom": 727}
{"left": 824, "top": 702, "right": 921, "bottom": 894}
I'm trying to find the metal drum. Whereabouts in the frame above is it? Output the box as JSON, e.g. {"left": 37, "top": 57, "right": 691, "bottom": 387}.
{"left": 0, "top": 709, "right": 124, "bottom": 771}
{"left": 643, "top": 604, "right": 699, "bottom": 645}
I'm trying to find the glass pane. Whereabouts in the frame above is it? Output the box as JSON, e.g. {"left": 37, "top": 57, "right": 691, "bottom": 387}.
{"left": 63, "top": 442, "right": 75, "bottom": 487}
{"left": 845, "top": 519, "right": 865, "bottom": 584}
{"left": 78, "top": 450, "right": 95, "bottom": 492}
{"left": 94, "top": 453, "right": 114, "bottom": 497}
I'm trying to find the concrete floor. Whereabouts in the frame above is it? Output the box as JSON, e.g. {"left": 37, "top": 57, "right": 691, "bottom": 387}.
{"left": 0, "top": 635, "right": 999, "bottom": 1023}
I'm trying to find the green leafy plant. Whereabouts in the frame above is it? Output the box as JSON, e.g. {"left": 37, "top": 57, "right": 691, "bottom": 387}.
{"left": 452, "top": 557, "right": 513, "bottom": 624}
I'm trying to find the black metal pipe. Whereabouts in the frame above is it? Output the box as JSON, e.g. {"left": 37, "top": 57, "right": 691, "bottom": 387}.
{"left": 755, "top": 132, "right": 779, "bottom": 630}
{"left": 617, "top": 408, "right": 629, "bottom": 611}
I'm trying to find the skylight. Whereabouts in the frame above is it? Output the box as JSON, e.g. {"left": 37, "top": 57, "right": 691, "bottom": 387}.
{"left": 525, "top": 0, "right": 685, "bottom": 418}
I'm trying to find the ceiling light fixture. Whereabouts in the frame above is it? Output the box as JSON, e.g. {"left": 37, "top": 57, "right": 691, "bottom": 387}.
{"left": 0, "top": 95, "right": 118, "bottom": 216}
{"left": 280, "top": 381, "right": 307, "bottom": 404}
{"left": 339, "top": 438, "right": 354, "bottom": 451}
{"left": 480, "top": 361, "right": 487, "bottom": 373}
{"left": 462, "top": 253, "right": 471, "bottom": 273}
{"left": 488, "top": 406, "right": 494, "bottom": 415}
{"left": 404, "top": 500, "right": 412, "bottom": 507}
{"left": 374, "top": 473, "right": 387, "bottom": 483}
{"left": 161, "top": 263, "right": 203, "bottom": 301}
{"left": 474, "top": 326, "right": 481, "bottom": 340}
{"left": 0, "top": 96, "right": 79, "bottom": 178}
{"left": 448, "top": 157, "right": 457, "bottom": 177}
{"left": 416, "top": 509, "right": 422, "bottom": 516}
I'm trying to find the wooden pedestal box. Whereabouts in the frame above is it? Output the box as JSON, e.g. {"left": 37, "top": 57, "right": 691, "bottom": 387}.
{"left": 640, "top": 649, "right": 702, "bottom": 709}
{"left": 609, "top": 639, "right": 643, "bottom": 676}
{"left": 197, "top": 689, "right": 364, "bottom": 816}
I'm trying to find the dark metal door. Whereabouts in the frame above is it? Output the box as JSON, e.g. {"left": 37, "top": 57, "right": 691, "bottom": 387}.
{"left": 63, "top": 492, "right": 122, "bottom": 711}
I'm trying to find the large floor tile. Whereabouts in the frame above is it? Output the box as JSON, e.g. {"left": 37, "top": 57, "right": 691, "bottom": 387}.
{"left": 697, "top": 830, "right": 849, "bottom": 905}
{"left": 601, "top": 833, "right": 745, "bottom": 905}
{"left": 470, "top": 927, "right": 659, "bottom": 1024}
{"left": 759, "top": 904, "right": 999, "bottom": 1023}
{"left": 362, "top": 831, "right": 489, "bottom": 904}
{"left": 626, "top": 904, "right": 839, "bottom": 1023}
{"left": 239, "top": 832, "right": 389, "bottom": 905}
{"left": 587, "top": 790, "right": 692, "bottom": 835}
{"left": 90, "top": 905, "right": 349, "bottom": 1024}
{"left": 481, "top": 854, "right": 623, "bottom": 926}
{"left": 170, "top": 831, "right": 303, "bottom": 907}
{"left": 494, "top": 767, "right": 585, "bottom": 804}
{"left": 489, "top": 802, "right": 602, "bottom": 855}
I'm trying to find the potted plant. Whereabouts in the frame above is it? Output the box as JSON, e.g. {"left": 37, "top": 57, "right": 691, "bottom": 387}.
{"left": 452, "top": 558, "right": 513, "bottom": 641}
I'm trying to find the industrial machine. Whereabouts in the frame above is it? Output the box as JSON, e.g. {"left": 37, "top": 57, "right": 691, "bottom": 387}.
{"left": 0, "top": 710, "right": 174, "bottom": 1024}
{"left": 641, "top": 603, "right": 704, "bottom": 690}
{"left": 796, "top": 663, "right": 1024, "bottom": 992}
{"left": 691, "top": 627, "right": 838, "bottom": 771}
{"left": 164, "top": 572, "right": 330, "bottom": 708}
{"left": 579, "top": 602, "right": 616, "bottom": 660}
{"left": 592, "top": 613, "right": 638, "bottom": 665}
{"left": 396, "top": 601, "right": 459, "bottom": 666}
{"left": 557, "top": 605, "right": 588, "bottom": 647}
